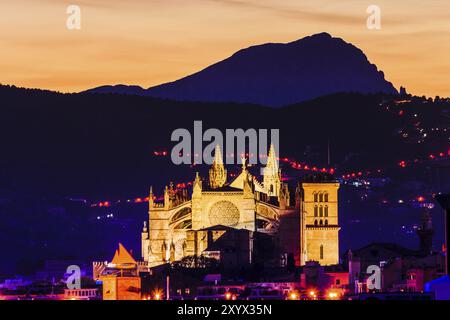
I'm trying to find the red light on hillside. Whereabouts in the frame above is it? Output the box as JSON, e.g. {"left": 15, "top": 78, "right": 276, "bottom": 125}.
{"left": 417, "top": 196, "right": 425, "bottom": 202}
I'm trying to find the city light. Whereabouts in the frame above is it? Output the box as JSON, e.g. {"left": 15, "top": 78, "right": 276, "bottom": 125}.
{"left": 89, "top": 145, "right": 450, "bottom": 209}
{"left": 328, "top": 292, "right": 339, "bottom": 300}
{"left": 289, "top": 292, "right": 299, "bottom": 300}
{"left": 152, "top": 289, "right": 163, "bottom": 300}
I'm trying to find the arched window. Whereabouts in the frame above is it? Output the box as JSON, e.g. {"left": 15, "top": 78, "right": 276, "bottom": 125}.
{"left": 319, "top": 220, "right": 323, "bottom": 226}
{"left": 319, "top": 193, "right": 323, "bottom": 202}
{"left": 325, "top": 219, "right": 328, "bottom": 226}
{"left": 314, "top": 206, "right": 318, "bottom": 217}
{"left": 314, "top": 193, "right": 318, "bottom": 202}
{"left": 324, "top": 206, "right": 328, "bottom": 217}
{"left": 324, "top": 193, "right": 329, "bottom": 202}
{"left": 314, "top": 220, "right": 318, "bottom": 226}
{"left": 320, "top": 245, "right": 324, "bottom": 260}
{"left": 319, "top": 206, "right": 323, "bottom": 217}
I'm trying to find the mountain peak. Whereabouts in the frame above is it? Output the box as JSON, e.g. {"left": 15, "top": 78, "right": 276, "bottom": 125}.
{"left": 85, "top": 33, "right": 398, "bottom": 107}
{"left": 295, "top": 32, "right": 333, "bottom": 41}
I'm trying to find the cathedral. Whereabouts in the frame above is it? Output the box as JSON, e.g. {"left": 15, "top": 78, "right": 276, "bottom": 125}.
{"left": 141, "top": 145, "right": 340, "bottom": 268}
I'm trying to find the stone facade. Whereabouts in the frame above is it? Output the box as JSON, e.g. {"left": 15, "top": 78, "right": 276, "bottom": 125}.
{"left": 301, "top": 182, "right": 340, "bottom": 266}
{"left": 141, "top": 145, "right": 341, "bottom": 267}
{"left": 101, "top": 276, "right": 141, "bottom": 300}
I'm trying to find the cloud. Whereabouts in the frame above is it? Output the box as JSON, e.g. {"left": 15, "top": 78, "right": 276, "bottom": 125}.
{"left": 206, "top": 0, "right": 405, "bottom": 26}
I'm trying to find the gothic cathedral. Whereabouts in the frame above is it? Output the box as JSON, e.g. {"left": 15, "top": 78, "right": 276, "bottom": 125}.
{"left": 141, "top": 145, "right": 340, "bottom": 268}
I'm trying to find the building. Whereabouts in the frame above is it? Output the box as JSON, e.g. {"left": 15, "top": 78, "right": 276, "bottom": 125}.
{"left": 348, "top": 243, "right": 444, "bottom": 293}
{"left": 141, "top": 145, "right": 341, "bottom": 268}
{"left": 186, "top": 225, "right": 254, "bottom": 270}
{"left": 300, "top": 261, "right": 349, "bottom": 298}
{"left": 300, "top": 179, "right": 340, "bottom": 266}
{"left": 64, "top": 288, "right": 99, "bottom": 300}
{"left": 348, "top": 207, "right": 444, "bottom": 293}
{"left": 95, "top": 243, "right": 143, "bottom": 300}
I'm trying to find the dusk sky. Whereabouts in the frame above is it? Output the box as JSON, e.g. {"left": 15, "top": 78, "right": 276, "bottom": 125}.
{"left": 1, "top": 0, "right": 449, "bottom": 97}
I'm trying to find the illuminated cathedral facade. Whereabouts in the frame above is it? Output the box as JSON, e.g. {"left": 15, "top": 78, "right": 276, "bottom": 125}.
{"left": 141, "top": 145, "right": 340, "bottom": 268}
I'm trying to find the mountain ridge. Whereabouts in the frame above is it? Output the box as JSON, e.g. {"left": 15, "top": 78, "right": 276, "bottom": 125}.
{"left": 84, "top": 32, "right": 398, "bottom": 107}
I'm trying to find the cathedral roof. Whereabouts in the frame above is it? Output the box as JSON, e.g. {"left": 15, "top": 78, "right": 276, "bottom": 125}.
{"left": 301, "top": 172, "right": 337, "bottom": 183}
{"left": 202, "top": 184, "right": 243, "bottom": 192}
{"left": 111, "top": 243, "right": 137, "bottom": 266}
{"left": 229, "top": 170, "right": 247, "bottom": 189}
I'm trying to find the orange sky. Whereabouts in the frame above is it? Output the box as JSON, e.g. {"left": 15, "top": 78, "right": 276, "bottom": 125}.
{"left": 0, "top": 0, "right": 449, "bottom": 97}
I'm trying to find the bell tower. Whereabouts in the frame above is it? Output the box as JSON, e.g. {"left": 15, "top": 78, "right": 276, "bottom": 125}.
{"left": 417, "top": 208, "right": 434, "bottom": 255}
{"left": 300, "top": 177, "right": 340, "bottom": 266}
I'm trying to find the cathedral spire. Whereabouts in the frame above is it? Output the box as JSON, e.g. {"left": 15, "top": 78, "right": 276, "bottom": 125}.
{"left": 241, "top": 156, "right": 247, "bottom": 172}
{"left": 264, "top": 144, "right": 281, "bottom": 197}
{"left": 164, "top": 185, "right": 170, "bottom": 209}
{"left": 209, "top": 145, "right": 227, "bottom": 189}
{"left": 266, "top": 144, "right": 279, "bottom": 174}
{"left": 193, "top": 171, "right": 202, "bottom": 197}
{"left": 214, "top": 144, "right": 224, "bottom": 165}
{"left": 143, "top": 221, "right": 148, "bottom": 233}
{"left": 149, "top": 186, "right": 154, "bottom": 209}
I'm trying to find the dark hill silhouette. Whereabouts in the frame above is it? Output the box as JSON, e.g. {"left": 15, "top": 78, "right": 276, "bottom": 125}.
{"left": 0, "top": 84, "right": 422, "bottom": 199}
{"left": 85, "top": 33, "right": 397, "bottom": 107}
